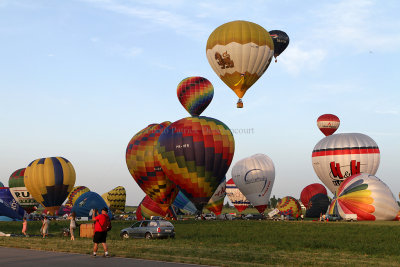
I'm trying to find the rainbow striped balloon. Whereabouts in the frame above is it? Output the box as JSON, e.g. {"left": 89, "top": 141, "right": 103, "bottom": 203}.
{"left": 177, "top": 77, "right": 214, "bottom": 117}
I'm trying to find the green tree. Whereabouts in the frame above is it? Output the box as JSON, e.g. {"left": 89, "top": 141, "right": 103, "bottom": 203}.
{"left": 270, "top": 195, "right": 278, "bottom": 209}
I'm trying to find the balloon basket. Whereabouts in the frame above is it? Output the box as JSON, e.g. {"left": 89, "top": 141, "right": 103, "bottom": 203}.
{"left": 237, "top": 99, "right": 243, "bottom": 108}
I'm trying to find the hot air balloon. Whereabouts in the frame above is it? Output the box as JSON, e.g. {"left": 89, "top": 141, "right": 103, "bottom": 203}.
{"left": 226, "top": 178, "right": 250, "bottom": 212}
{"left": 0, "top": 187, "right": 26, "bottom": 220}
{"left": 206, "top": 20, "right": 274, "bottom": 108}
{"left": 177, "top": 77, "right": 214, "bottom": 117}
{"left": 300, "top": 183, "right": 327, "bottom": 207}
{"left": 8, "top": 168, "right": 39, "bottom": 213}
{"left": 205, "top": 178, "right": 226, "bottom": 215}
{"left": 328, "top": 173, "right": 399, "bottom": 221}
{"left": 101, "top": 186, "right": 126, "bottom": 212}
{"left": 65, "top": 186, "right": 90, "bottom": 208}
{"left": 71, "top": 191, "right": 112, "bottom": 218}
{"left": 312, "top": 133, "right": 380, "bottom": 194}
{"left": 136, "top": 195, "right": 177, "bottom": 220}
{"left": 172, "top": 191, "right": 198, "bottom": 214}
{"left": 269, "top": 30, "right": 289, "bottom": 62}
{"left": 0, "top": 181, "right": 4, "bottom": 187}
{"left": 305, "top": 193, "right": 330, "bottom": 218}
{"left": 126, "top": 122, "right": 179, "bottom": 212}
{"left": 317, "top": 114, "right": 340, "bottom": 136}
{"left": 276, "top": 196, "right": 301, "bottom": 218}
{"left": 156, "top": 116, "right": 235, "bottom": 212}
{"left": 24, "top": 157, "right": 76, "bottom": 215}
{"left": 231, "top": 154, "right": 275, "bottom": 214}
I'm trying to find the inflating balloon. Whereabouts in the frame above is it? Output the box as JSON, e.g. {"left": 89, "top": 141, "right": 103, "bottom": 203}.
{"left": 0, "top": 181, "right": 4, "bottom": 187}
{"left": 305, "top": 193, "right": 330, "bottom": 218}
{"left": 177, "top": 77, "right": 214, "bottom": 117}
{"left": 300, "top": 183, "right": 327, "bottom": 207}
{"left": 269, "top": 30, "right": 289, "bottom": 62}
{"left": 101, "top": 186, "right": 126, "bottom": 212}
{"left": 232, "top": 154, "right": 275, "bottom": 214}
{"left": 206, "top": 20, "right": 274, "bottom": 108}
{"left": 126, "top": 122, "right": 179, "bottom": 211}
{"left": 8, "top": 168, "right": 39, "bottom": 213}
{"left": 276, "top": 196, "right": 301, "bottom": 217}
{"left": 226, "top": 178, "right": 250, "bottom": 212}
{"left": 24, "top": 157, "right": 76, "bottom": 215}
{"left": 205, "top": 178, "right": 226, "bottom": 215}
{"left": 0, "top": 187, "right": 26, "bottom": 220}
{"left": 317, "top": 114, "right": 340, "bottom": 136}
{"left": 65, "top": 186, "right": 90, "bottom": 208}
{"left": 156, "top": 116, "right": 235, "bottom": 211}
{"left": 173, "top": 191, "right": 197, "bottom": 214}
{"left": 328, "top": 173, "right": 398, "bottom": 221}
{"left": 71, "top": 191, "right": 112, "bottom": 218}
{"left": 312, "top": 133, "right": 380, "bottom": 194}
{"left": 137, "top": 195, "right": 177, "bottom": 220}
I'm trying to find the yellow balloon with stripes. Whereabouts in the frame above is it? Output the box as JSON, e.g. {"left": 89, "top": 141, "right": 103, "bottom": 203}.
{"left": 24, "top": 157, "right": 76, "bottom": 215}
{"left": 101, "top": 186, "right": 126, "bottom": 212}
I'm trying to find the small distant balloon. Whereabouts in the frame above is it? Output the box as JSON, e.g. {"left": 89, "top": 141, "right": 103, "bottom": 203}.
{"left": 177, "top": 77, "right": 214, "bottom": 117}
{"left": 269, "top": 30, "right": 290, "bottom": 62}
{"left": 317, "top": 114, "right": 340, "bottom": 136}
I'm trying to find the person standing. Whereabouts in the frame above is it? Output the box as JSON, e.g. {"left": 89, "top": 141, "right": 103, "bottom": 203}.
{"left": 68, "top": 212, "right": 77, "bottom": 241}
{"left": 22, "top": 218, "right": 28, "bottom": 237}
{"left": 42, "top": 216, "right": 49, "bottom": 238}
{"left": 92, "top": 207, "right": 111, "bottom": 257}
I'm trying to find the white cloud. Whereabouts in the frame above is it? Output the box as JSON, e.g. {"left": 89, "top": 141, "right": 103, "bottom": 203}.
{"left": 374, "top": 108, "right": 399, "bottom": 115}
{"left": 110, "top": 45, "right": 143, "bottom": 58}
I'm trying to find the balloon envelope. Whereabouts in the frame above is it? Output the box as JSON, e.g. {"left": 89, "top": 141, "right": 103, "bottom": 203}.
{"left": 317, "top": 114, "right": 340, "bottom": 136}
{"left": 305, "top": 193, "right": 330, "bottom": 218}
{"left": 173, "top": 191, "right": 198, "bottom": 214}
{"left": 65, "top": 186, "right": 90, "bottom": 208}
{"left": 126, "top": 122, "right": 178, "bottom": 211}
{"left": 206, "top": 20, "right": 274, "bottom": 104}
{"left": 276, "top": 196, "right": 301, "bottom": 217}
{"left": 0, "top": 187, "right": 26, "bottom": 220}
{"left": 137, "top": 195, "right": 176, "bottom": 220}
{"left": 312, "top": 133, "right": 380, "bottom": 193}
{"left": 8, "top": 168, "right": 39, "bottom": 213}
{"left": 156, "top": 116, "right": 235, "bottom": 211}
{"left": 177, "top": 77, "right": 214, "bottom": 117}
{"left": 328, "top": 173, "right": 398, "bottom": 221}
{"left": 24, "top": 157, "right": 76, "bottom": 215}
{"left": 101, "top": 186, "right": 126, "bottom": 212}
{"left": 205, "top": 178, "right": 226, "bottom": 215}
{"left": 226, "top": 178, "right": 250, "bottom": 212}
{"left": 71, "top": 192, "right": 112, "bottom": 218}
{"left": 300, "top": 183, "right": 327, "bottom": 207}
{"left": 232, "top": 154, "right": 275, "bottom": 213}
{"left": 269, "top": 30, "right": 289, "bottom": 60}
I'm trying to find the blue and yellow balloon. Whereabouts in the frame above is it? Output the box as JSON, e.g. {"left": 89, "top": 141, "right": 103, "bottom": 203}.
{"left": 24, "top": 157, "right": 76, "bottom": 215}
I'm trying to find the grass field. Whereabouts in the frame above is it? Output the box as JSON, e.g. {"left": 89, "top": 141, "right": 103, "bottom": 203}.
{"left": 1, "top": 219, "right": 400, "bottom": 266}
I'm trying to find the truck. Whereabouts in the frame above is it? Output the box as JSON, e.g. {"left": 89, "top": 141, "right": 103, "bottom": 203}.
{"left": 342, "top": 214, "right": 357, "bottom": 222}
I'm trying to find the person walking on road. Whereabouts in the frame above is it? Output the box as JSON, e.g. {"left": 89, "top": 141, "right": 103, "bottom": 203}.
{"left": 92, "top": 207, "right": 111, "bottom": 258}
{"left": 68, "top": 212, "right": 77, "bottom": 241}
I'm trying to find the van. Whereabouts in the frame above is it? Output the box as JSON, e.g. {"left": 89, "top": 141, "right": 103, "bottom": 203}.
{"left": 343, "top": 214, "right": 357, "bottom": 221}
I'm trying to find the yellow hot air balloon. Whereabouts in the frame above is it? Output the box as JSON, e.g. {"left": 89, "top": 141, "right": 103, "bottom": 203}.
{"left": 206, "top": 20, "right": 274, "bottom": 108}
{"left": 101, "top": 186, "right": 126, "bottom": 212}
{"left": 24, "top": 157, "right": 76, "bottom": 215}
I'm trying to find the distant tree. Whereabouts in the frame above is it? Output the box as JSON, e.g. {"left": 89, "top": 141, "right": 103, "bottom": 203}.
{"left": 397, "top": 201, "right": 400, "bottom": 207}
{"left": 224, "top": 202, "right": 231, "bottom": 208}
{"left": 270, "top": 195, "right": 278, "bottom": 209}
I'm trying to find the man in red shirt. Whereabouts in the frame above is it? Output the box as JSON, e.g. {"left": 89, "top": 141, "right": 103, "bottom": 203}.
{"left": 92, "top": 207, "right": 110, "bottom": 257}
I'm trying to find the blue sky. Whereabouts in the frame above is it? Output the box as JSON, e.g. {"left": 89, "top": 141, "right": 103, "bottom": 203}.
{"left": 1, "top": 0, "right": 399, "bottom": 205}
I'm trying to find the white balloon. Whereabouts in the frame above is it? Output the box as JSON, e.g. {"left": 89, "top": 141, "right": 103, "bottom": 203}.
{"left": 312, "top": 133, "right": 380, "bottom": 194}
{"left": 231, "top": 154, "right": 275, "bottom": 213}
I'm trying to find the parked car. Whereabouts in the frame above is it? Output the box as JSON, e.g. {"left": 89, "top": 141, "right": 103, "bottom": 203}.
{"left": 326, "top": 214, "right": 341, "bottom": 221}
{"left": 342, "top": 214, "right": 357, "bottom": 222}
{"left": 120, "top": 220, "right": 175, "bottom": 239}
{"left": 195, "top": 213, "right": 216, "bottom": 220}
{"left": 244, "top": 214, "right": 264, "bottom": 220}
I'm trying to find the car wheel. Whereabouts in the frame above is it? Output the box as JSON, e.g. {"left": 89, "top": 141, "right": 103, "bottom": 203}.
{"left": 145, "top": 232, "right": 152, "bottom": 239}
{"left": 121, "top": 232, "right": 129, "bottom": 239}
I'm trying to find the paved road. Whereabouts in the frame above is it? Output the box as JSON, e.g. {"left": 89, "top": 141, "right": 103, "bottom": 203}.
{"left": 0, "top": 247, "right": 208, "bottom": 267}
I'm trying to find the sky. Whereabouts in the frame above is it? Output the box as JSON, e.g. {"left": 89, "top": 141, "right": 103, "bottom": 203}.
{"left": 1, "top": 0, "right": 399, "bottom": 206}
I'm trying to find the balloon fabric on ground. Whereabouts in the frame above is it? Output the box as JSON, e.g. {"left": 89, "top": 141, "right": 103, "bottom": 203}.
{"left": 312, "top": 133, "right": 380, "bottom": 194}
{"left": 71, "top": 191, "right": 112, "bottom": 218}
{"left": 226, "top": 178, "right": 250, "bottom": 212}
{"left": 328, "top": 173, "right": 399, "bottom": 221}
{"left": 232, "top": 154, "right": 275, "bottom": 214}
{"left": 317, "top": 114, "right": 340, "bottom": 136}
{"left": 300, "top": 183, "right": 327, "bottom": 208}
{"left": 156, "top": 116, "right": 235, "bottom": 211}
{"left": 8, "top": 168, "right": 39, "bottom": 213}
{"left": 126, "top": 122, "right": 179, "bottom": 211}
{"left": 136, "top": 195, "right": 176, "bottom": 220}
{"left": 24, "top": 157, "right": 76, "bottom": 215}
{"left": 206, "top": 20, "right": 274, "bottom": 107}
{"left": 0, "top": 187, "right": 26, "bottom": 220}
{"left": 177, "top": 77, "right": 214, "bottom": 117}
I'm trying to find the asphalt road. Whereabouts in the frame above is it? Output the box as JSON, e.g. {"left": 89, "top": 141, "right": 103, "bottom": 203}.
{"left": 0, "top": 247, "right": 208, "bottom": 267}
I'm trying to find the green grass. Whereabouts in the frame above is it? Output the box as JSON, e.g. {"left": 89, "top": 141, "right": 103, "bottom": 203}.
{"left": 1, "top": 220, "right": 400, "bottom": 266}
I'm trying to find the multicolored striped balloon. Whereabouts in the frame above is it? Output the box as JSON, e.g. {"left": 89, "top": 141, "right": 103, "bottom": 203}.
{"left": 177, "top": 77, "right": 214, "bottom": 117}
{"left": 126, "top": 122, "right": 179, "bottom": 211}
{"left": 24, "top": 157, "right": 76, "bottom": 215}
{"left": 328, "top": 173, "right": 399, "bottom": 221}
{"left": 156, "top": 116, "right": 235, "bottom": 211}
{"left": 226, "top": 178, "right": 250, "bottom": 212}
{"left": 136, "top": 195, "right": 176, "bottom": 220}
{"left": 205, "top": 178, "right": 226, "bottom": 215}
{"left": 65, "top": 186, "right": 90, "bottom": 208}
